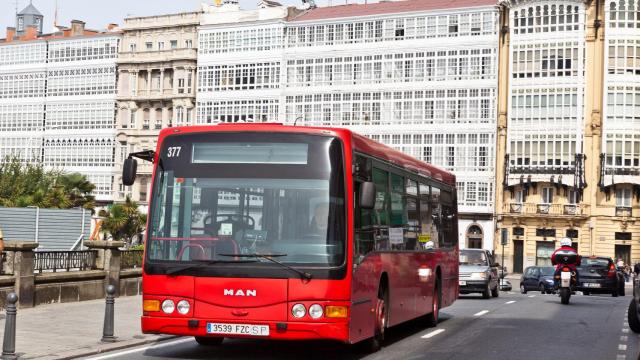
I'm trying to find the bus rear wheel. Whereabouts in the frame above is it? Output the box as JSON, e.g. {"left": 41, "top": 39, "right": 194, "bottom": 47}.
{"left": 426, "top": 278, "right": 441, "bottom": 327}
{"left": 195, "top": 336, "right": 224, "bottom": 346}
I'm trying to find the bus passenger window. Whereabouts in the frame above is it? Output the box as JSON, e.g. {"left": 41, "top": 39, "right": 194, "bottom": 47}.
{"left": 431, "top": 186, "right": 444, "bottom": 248}
{"left": 418, "top": 183, "right": 434, "bottom": 250}
{"left": 440, "top": 190, "right": 457, "bottom": 248}
{"left": 405, "top": 179, "right": 419, "bottom": 250}
{"left": 390, "top": 173, "right": 406, "bottom": 250}
{"left": 372, "top": 168, "right": 390, "bottom": 251}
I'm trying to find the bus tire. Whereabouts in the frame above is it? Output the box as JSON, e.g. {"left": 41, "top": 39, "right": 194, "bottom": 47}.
{"left": 426, "top": 277, "right": 441, "bottom": 327}
{"left": 195, "top": 336, "right": 224, "bottom": 346}
{"left": 361, "top": 283, "right": 388, "bottom": 353}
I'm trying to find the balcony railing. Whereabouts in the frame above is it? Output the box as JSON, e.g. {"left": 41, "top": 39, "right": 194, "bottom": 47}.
{"left": 509, "top": 166, "right": 575, "bottom": 175}
{"left": 504, "top": 203, "right": 589, "bottom": 217}
{"left": 34, "top": 251, "right": 97, "bottom": 273}
{"left": 118, "top": 48, "right": 197, "bottom": 63}
{"left": 604, "top": 167, "right": 640, "bottom": 176}
{"left": 616, "top": 206, "right": 632, "bottom": 217}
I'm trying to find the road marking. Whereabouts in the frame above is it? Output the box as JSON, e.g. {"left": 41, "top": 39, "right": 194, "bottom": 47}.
{"left": 505, "top": 301, "right": 516, "bottom": 304}
{"left": 421, "top": 329, "right": 446, "bottom": 339}
{"left": 474, "top": 310, "right": 489, "bottom": 317}
{"left": 620, "top": 335, "right": 628, "bottom": 342}
{"left": 528, "top": 295, "right": 536, "bottom": 298}
{"left": 618, "top": 344, "right": 627, "bottom": 351}
{"left": 85, "top": 337, "right": 193, "bottom": 360}
{"left": 617, "top": 354, "right": 626, "bottom": 360}
{"left": 622, "top": 328, "right": 629, "bottom": 333}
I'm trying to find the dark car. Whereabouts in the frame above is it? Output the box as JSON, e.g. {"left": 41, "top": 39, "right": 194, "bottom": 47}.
{"left": 577, "top": 256, "right": 625, "bottom": 297}
{"left": 520, "top": 266, "right": 556, "bottom": 294}
{"left": 628, "top": 273, "right": 640, "bottom": 333}
{"left": 458, "top": 249, "right": 500, "bottom": 299}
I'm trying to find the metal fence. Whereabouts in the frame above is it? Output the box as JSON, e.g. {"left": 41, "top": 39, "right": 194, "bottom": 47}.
{"left": 34, "top": 250, "right": 97, "bottom": 273}
{"left": 120, "top": 250, "right": 143, "bottom": 269}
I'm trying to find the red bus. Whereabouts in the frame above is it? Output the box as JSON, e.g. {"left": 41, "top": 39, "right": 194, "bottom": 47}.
{"left": 123, "top": 123, "right": 459, "bottom": 351}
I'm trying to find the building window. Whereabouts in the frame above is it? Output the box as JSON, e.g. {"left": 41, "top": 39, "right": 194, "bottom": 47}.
{"left": 615, "top": 232, "right": 632, "bottom": 240}
{"left": 513, "top": 227, "right": 525, "bottom": 236}
{"left": 158, "top": 42, "right": 164, "bottom": 50}
{"left": 145, "top": 42, "right": 153, "bottom": 50}
{"left": 130, "top": 43, "right": 136, "bottom": 52}
{"left": 541, "top": 187, "right": 554, "bottom": 204}
{"left": 616, "top": 188, "right": 632, "bottom": 207}
{"left": 170, "top": 40, "right": 178, "bottom": 49}
{"left": 536, "top": 241, "right": 555, "bottom": 266}
{"left": 17, "top": 17, "right": 24, "bottom": 31}
{"left": 129, "top": 110, "right": 136, "bottom": 128}
{"left": 568, "top": 190, "right": 577, "bottom": 204}
{"left": 185, "top": 39, "right": 193, "bottom": 48}
{"left": 535, "top": 228, "right": 556, "bottom": 238}
{"left": 566, "top": 229, "right": 578, "bottom": 238}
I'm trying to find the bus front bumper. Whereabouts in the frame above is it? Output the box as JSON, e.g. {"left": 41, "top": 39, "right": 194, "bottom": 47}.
{"left": 141, "top": 316, "right": 350, "bottom": 342}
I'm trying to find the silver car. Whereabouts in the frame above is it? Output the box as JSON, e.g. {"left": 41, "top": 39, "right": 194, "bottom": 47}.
{"left": 459, "top": 249, "right": 500, "bottom": 299}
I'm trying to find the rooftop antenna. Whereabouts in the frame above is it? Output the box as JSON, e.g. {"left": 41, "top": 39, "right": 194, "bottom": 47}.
{"left": 54, "top": 0, "right": 59, "bottom": 28}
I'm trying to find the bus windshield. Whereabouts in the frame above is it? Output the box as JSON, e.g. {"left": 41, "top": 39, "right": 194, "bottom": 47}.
{"left": 146, "top": 132, "right": 346, "bottom": 274}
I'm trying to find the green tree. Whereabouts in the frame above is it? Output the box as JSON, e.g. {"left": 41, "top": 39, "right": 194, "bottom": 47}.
{"left": 0, "top": 156, "right": 95, "bottom": 211}
{"left": 101, "top": 196, "right": 147, "bottom": 247}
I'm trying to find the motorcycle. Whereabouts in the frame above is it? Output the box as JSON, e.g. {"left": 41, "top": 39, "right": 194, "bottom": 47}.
{"left": 554, "top": 251, "right": 579, "bottom": 305}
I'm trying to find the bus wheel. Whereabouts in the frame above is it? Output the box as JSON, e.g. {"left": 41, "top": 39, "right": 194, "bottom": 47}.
{"left": 426, "top": 278, "right": 441, "bottom": 327}
{"left": 195, "top": 336, "right": 224, "bottom": 346}
{"left": 361, "top": 287, "right": 388, "bottom": 353}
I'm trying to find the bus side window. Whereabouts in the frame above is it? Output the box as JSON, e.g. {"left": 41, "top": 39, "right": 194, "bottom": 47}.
{"left": 418, "top": 183, "right": 435, "bottom": 250}
{"left": 354, "top": 155, "right": 374, "bottom": 264}
{"left": 372, "top": 168, "right": 390, "bottom": 251}
{"left": 389, "top": 173, "right": 406, "bottom": 250}
{"left": 431, "top": 186, "right": 444, "bottom": 248}
{"left": 440, "top": 189, "right": 457, "bottom": 248}
{"left": 405, "top": 179, "right": 419, "bottom": 250}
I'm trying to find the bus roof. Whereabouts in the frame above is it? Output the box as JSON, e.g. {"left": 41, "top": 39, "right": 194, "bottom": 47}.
{"left": 157, "top": 123, "right": 456, "bottom": 186}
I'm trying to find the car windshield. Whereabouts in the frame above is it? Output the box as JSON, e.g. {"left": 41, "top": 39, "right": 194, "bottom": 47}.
{"left": 459, "top": 250, "right": 487, "bottom": 266}
{"left": 581, "top": 258, "right": 610, "bottom": 267}
{"left": 540, "top": 267, "right": 555, "bottom": 276}
{"left": 146, "top": 133, "right": 346, "bottom": 269}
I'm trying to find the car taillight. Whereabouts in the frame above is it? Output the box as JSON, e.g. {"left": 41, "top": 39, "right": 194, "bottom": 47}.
{"left": 562, "top": 267, "right": 570, "bottom": 272}
{"left": 608, "top": 263, "right": 616, "bottom": 278}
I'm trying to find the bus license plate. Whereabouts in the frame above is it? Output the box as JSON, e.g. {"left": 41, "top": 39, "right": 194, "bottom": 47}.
{"left": 459, "top": 281, "right": 466, "bottom": 286}
{"left": 207, "top": 323, "right": 270, "bottom": 336}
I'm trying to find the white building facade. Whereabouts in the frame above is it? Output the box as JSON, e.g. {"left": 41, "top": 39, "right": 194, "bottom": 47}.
{"left": 44, "top": 34, "right": 120, "bottom": 201}
{"left": 0, "top": 40, "right": 47, "bottom": 163}
{"left": 197, "top": 0, "right": 500, "bottom": 250}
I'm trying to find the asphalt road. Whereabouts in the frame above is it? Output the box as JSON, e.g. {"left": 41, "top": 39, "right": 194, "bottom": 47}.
{"left": 83, "top": 290, "right": 639, "bottom": 360}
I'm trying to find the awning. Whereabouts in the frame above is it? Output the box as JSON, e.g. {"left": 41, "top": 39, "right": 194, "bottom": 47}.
{"left": 601, "top": 175, "right": 640, "bottom": 187}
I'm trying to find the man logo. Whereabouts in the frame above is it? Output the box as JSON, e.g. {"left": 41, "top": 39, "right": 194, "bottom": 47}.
{"left": 224, "top": 289, "right": 257, "bottom": 297}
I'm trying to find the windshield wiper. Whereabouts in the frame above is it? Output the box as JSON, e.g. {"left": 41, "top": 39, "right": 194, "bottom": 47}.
{"left": 165, "top": 259, "right": 257, "bottom": 276}
{"left": 218, "top": 253, "right": 313, "bottom": 281}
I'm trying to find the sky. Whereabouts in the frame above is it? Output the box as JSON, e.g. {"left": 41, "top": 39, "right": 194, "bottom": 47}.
{"left": 0, "top": 0, "right": 336, "bottom": 34}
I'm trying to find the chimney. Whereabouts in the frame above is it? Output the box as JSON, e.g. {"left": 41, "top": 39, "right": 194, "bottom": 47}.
{"left": 106, "top": 23, "right": 119, "bottom": 32}
{"left": 5, "top": 27, "right": 15, "bottom": 42}
{"left": 70, "top": 20, "right": 85, "bottom": 36}
{"left": 23, "top": 25, "right": 38, "bottom": 40}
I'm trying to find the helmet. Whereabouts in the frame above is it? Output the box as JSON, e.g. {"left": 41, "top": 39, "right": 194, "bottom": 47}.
{"left": 560, "top": 237, "right": 572, "bottom": 247}
{"left": 425, "top": 241, "right": 435, "bottom": 250}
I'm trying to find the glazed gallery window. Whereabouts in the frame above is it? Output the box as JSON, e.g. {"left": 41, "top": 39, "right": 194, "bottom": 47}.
{"left": 511, "top": 43, "right": 581, "bottom": 78}
{"left": 285, "top": 11, "right": 497, "bottom": 47}
{"left": 284, "top": 89, "right": 496, "bottom": 128}
{"left": 0, "top": 137, "right": 42, "bottom": 163}
{"left": 512, "top": 5, "right": 582, "bottom": 34}
{"left": 0, "top": 72, "right": 46, "bottom": 98}
{"left": 606, "top": 40, "right": 640, "bottom": 75}
{"left": 0, "top": 103, "right": 44, "bottom": 132}
{"left": 285, "top": 49, "right": 496, "bottom": 87}
{"left": 46, "top": 101, "right": 116, "bottom": 131}
{"left": 43, "top": 137, "right": 114, "bottom": 168}
{"left": 46, "top": 66, "right": 116, "bottom": 97}
{"left": 198, "top": 62, "right": 281, "bottom": 92}
{"left": 604, "top": 133, "right": 640, "bottom": 169}
{"left": 0, "top": 42, "right": 46, "bottom": 66}
{"left": 196, "top": 99, "right": 279, "bottom": 124}
{"left": 199, "top": 26, "right": 283, "bottom": 54}
{"left": 607, "top": 0, "right": 640, "bottom": 29}
{"left": 48, "top": 37, "right": 119, "bottom": 62}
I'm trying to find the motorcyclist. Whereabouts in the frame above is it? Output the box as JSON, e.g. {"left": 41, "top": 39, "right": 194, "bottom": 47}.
{"left": 551, "top": 237, "right": 581, "bottom": 288}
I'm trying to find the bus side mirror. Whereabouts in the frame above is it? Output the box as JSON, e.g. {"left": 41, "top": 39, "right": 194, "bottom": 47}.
{"left": 122, "top": 157, "right": 138, "bottom": 186}
{"left": 359, "top": 181, "right": 375, "bottom": 209}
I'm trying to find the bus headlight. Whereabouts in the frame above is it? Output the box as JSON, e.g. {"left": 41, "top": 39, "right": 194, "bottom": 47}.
{"left": 291, "top": 304, "right": 306, "bottom": 318}
{"left": 161, "top": 299, "right": 175, "bottom": 314}
{"left": 176, "top": 300, "right": 190, "bottom": 315}
{"left": 308, "top": 304, "right": 323, "bottom": 319}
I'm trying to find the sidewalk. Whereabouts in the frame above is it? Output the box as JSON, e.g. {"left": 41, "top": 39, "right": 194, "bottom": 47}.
{"left": 0, "top": 295, "right": 174, "bottom": 360}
